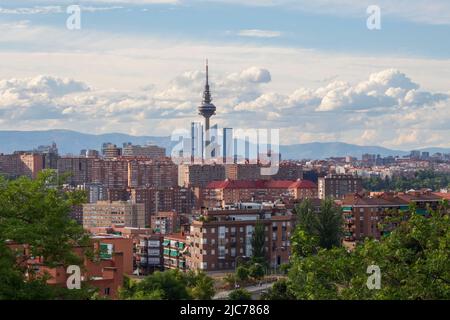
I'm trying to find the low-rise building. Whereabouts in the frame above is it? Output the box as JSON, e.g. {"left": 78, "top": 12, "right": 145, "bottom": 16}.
{"left": 341, "top": 190, "right": 443, "bottom": 241}
{"left": 162, "top": 233, "right": 189, "bottom": 272}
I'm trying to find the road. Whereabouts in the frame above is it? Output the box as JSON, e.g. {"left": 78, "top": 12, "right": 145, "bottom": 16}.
{"left": 213, "top": 282, "right": 275, "bottom": 300}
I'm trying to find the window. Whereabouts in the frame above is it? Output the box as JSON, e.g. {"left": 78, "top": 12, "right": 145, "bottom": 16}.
{"left": 104, "top": 287, "right": 111, "bottom": 295}
{"left": 219, "top": 226, "right": 226, "bottom": 238}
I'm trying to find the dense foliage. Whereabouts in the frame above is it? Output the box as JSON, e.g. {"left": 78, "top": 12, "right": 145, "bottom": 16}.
{"left": 363, "top": 170, "right": 450, "bottom": 191}
{"left": 251, "top": 220, "right": 266, "bottom": 264}
{"left": 119, "top": 269, "right": 215, "bottom": 300}
{"left": 0, "top": 171, "right": 93, "bottom": 300}
{"left": 292, "top": 198, "right": 343, "bottom": 257}
{"left": 228, "top": 288, "right": 252, "bottom": 300}
{"left": 264, "top": 205, "right": 450, "bottom": 300}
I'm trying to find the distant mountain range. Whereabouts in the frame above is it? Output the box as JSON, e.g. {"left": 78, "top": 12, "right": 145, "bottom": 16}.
{"left": 1, "top": 129, "right": 449, "bottom": 160}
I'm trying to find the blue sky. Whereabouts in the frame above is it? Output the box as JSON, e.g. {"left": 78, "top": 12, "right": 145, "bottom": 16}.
{"left": 1, "top": 1, "right": 450, "bottom": 58}
{"left": 0, "top": 0, "right": 449, "bottom": 149}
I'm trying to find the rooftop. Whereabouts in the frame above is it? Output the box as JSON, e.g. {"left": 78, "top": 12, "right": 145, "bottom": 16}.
{"left": 205, "top": 179, "right": 316, "bottom": 189}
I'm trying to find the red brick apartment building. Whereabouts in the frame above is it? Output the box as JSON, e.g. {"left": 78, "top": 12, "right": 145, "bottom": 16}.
{"left": 342, "top": 190, "right": 444, "bottom": 241}
{"left": 186, "top": 204, "right": 295, "bottom": 271}
{"left": 129, "top": 186, "right": 194, "bottom": 224}
{"left": 88, "top": 225, "right": 162, "bottom": 275}
{"left": 0, "top": 152, "right": 44, "bottom": 179}
{"left": 57, "top": 156, "right": 96, "bottom": 185}
{"left": 6, "top": 235, "right": 132, "bottom": 299}
{"left": 202, "top": 179, "right": 317, "bottom": 208}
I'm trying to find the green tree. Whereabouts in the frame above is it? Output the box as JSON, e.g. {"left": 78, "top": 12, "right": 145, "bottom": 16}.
{"left": 124, "top": 269, "right": 215, "bottom": 300}
{"left": 284, "top": 207, "right": 450, "bottom": 300}
{"left": 249, "top": 263, "right": 265, "bottom": 280}
{"left": 292, "top": 198, "right": 343, "bottom": 257}
{"left": 236, "top": 266, "right": 250, "bottom": 282}
{"left": 134, "top": 269, "right": 190, "bottom": 300}
{"left": 0, "top": 171, "right": 93, "bottom": 300}
{"left": 362, "top": 170, "right": 450, "bottom": 192}
{"left": 261, "top": 279, "right": 295, "bottom": 300}
{"left": 188, "top": 271, "right": 216, "bottom": 300}
{"left": 228, "top": 288, "right": 252, "bottom": 300}
{"left": 251, "top": 220, "right": 266, "bottom": 263}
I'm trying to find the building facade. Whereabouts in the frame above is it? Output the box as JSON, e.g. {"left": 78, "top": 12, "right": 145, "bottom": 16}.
{"left": 318, "top": 174, "right": 363, "bottom": 199}
{"left": 82, "top": 201, "right": 146, "bottom": 229}
{"left": 186, "top": 204, "right": 295, "bottom": 271}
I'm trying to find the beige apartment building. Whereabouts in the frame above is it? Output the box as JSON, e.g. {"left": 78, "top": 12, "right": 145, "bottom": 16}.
{"left": 82, "top": 201, "right": 145, "bottom": 229}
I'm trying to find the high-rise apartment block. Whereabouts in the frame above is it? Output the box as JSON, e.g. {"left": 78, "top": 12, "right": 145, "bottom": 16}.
{"left": 102, "top": 143, "right": 122, "bottom": 159}
{"left": 82, "top": 201, "right": 146, "bottom": 228}
{"left": 128, "top": 159, "right": 178, "bottom": 188}
{"left": 0, "top": 152, "right": 44, "bottom": 179}
{"left": 178, "top": 163, "right": 226, "bottom": 188}
{"left": 318, "top": 174, "right": 363, "bottom": 199}
{"left": 57, "top": 156, "right": 96, "bottom": 185}
{"left": 129, "top": 186, "right": 194, "bottom": 224}
{"left": 122, "top": 143, "right": 166, "bottom": 159}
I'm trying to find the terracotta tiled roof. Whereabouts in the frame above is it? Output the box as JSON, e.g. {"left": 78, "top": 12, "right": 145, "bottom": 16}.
{"left": 433, "top": 192, "right": 450, "bottom": 200}
{"left": 342, "top": 193, "right": 409, "bottom": 206}
{"left": 205, "top": 179, "right": 317, "bottom": 190}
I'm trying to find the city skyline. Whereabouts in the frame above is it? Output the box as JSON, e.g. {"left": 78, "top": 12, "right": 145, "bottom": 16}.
{"left": 0, "top": 1, "right": 449, "bottom": 150}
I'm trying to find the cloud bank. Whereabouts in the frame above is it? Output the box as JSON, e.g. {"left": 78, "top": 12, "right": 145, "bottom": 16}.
{"left": 0, "top": 68, "right": 448, "bottom": 149}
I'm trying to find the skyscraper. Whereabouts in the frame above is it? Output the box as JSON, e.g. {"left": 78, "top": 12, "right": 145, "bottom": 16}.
{"left": 223, "top": 128, "right": 233, "bottom": 164}
{"left": 198, "top": 60, "right": 216, "bottom": 150}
